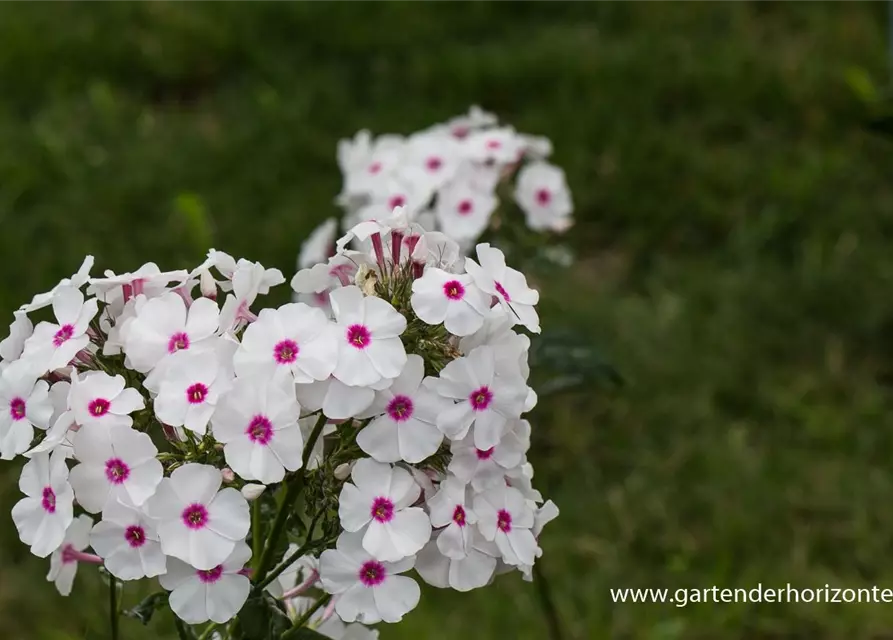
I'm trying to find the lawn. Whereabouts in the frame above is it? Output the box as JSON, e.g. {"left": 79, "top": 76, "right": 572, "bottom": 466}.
{"left": 1, "top": 3, "right": 893, "bottom": 639}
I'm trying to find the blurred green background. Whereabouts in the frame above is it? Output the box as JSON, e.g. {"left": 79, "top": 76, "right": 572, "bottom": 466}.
{"left": 2, "top": 3, "right": 893, "bottom": 639}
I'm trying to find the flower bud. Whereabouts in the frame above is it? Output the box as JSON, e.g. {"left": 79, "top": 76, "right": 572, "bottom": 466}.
{"left": 220, "top": 468, "right": 236, "bottom": 483}
{"left": 333, "top": 461, "right": 354, "bottom": 480}
{"left": 241, "top": 483, "right": 266, "bottom": 501}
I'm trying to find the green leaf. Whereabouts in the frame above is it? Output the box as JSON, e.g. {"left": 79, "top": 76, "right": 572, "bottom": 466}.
{"left": 284, "top": 629, "right": 329, "bottom": 639}
{"left": 239, "top": 593, "right": 292, "bottom": 640}
{"left": 123, "top": 590, "right": 168, "bottom": 625}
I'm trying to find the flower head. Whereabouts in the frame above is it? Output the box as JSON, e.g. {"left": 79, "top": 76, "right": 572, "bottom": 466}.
{"left": 90, "top": 496, "right": 166, "bottom": 581}
{"left": 11, "top": 450, "right": 74, "bottom": 557}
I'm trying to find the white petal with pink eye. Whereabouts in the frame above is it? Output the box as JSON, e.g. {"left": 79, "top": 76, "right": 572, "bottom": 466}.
{"left": 514, "top": 160, "right": 574, "bottom": 232}
{"left": 11, "top": 450, "right": 74, "bottom": 557}
{"left": 46, "top": 514, "right": 94, "bottom": 596}
{"left": 473, "top": 484, "right": 537, "bottom": 566}
{"left": 154, "top": 350, "right": 229, "bottom": 435}
{"left": 0, "top": 361, "right": 53, "bottom": 460}
{"left": 145, "top": 463, "right": 249, "bottom": 570}
{"left": 68, "top": 370, "right": 145, "bottom": 430}
{"left": 465, "top": 243, "right": 540, "bottom": 333}
{"left": 90, "top": 497, "right": 166, "bottom": 581}
{"left": 320, "top": 532, "right": 420, "bottom": 625}
{"left": 331, "top": 287, "right": 407, "bottom": 388}
{"left": 69, "top": 425, "right": 161, "bottom": 513}
{"left": 434, "top": 180, "right": 497, "bottom": 244}
{"left": 160, "top": 541, "right": 252, "bottom": 624}
{"left": 0, "top": 311, "right": 32, "bottom": 361}
{"left": 338, "top": 459, "right": 430, "bottom": 562}
{"left": 234, "top": 302, "right": 336, "bottom": 383}
{"left": 20, "top": 286, "right": 98, "bottom": 374}
{"left": 411, "top": 268, "right": 489, "bottom": 337}
{"left": 212, "top": 375, "right": 303, "bottom": 484}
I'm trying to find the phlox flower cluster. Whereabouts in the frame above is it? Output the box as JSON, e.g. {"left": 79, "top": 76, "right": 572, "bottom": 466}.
{"left": 0, "top": 218, "right": 556, "bottom": 638}
{"left": 296, "top": 105, "right": 574, "bottom": 276}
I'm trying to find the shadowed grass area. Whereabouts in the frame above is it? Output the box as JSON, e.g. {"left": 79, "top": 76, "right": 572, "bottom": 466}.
{"left": 2, "top": 3, "right": 893, "bottom": 639}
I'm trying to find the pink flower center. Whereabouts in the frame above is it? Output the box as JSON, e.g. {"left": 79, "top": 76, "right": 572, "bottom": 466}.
{"left": 426, "top": 156, "right": 443, "bottom": 172}
{"left": 9, "top": 398, "right": 26, "bottom": 421}
{"left": 386, "top": 395, "right": 414, "bottom": 422}
{"left": 246, "top": 415, "right": 273, "bottom": 445}
{"left": 273, "top": 339, "right": 299, "bottom": 364}
{"left": 388, "top": 195, "right": 406, "bottom": 209}
{"left": 469, "top": 386, "right": 493, "bottom": 411}
{"left": 167, "top": 332, "right": 189, "bottom": 354}
{"left": 535, "top": 188, "right": 552, "bottom": 206}
{"left": 61, "top": 543, "right": 78, "bottom": 564}
{"left": 53, "top": 324, "right": 74, "bottom": 347}
{"left": 346, "top": 324, "right": 371, "bottom": 350}
{"left": 182, "top": 504, "right": 209, "bottom": 530}
{"left": 314, "top": 291, "right": 329, "bottom": 306}
{"left": 105, "top": 458, "right": 131, "bottom": 485}
{"left": 443, "top": 280, "right": 465, "bottom": 300}
{"left": 457, "top": 199, "right": 474, "bottom": 216}
{"left": 453, "top": 505, "right": 467, "bottom": 527}
{"left": 186, "top": 382, "right": 208, "bottom": 404}
{"left": 89, "top": 398, "right": 110, "bottom": 417}
{"left": 452, "top": 126, "right": 469, "bottom": 139}
{"left": 494, "top": 281, "right": 511, "bottom": 302}
{"left": 497, "top": 509, "right": 512, "bottom": 533}
{"left": 41, "top": 486, "right": 56, "bottom": 513}
{"left": 370, "top": 497, "right": 395, "bottom": 523}
{"left": 476, "top": 447, "right": 494, "bottom": 460}
{"left": 368, "top": 161, "right": 383, "bottom": 175}
{"left": 197, "top": 565, "right": 223, "bottom": 584}
{"left": 486, "top": 139, "right": 502, "bottom": 150}
{"left": 124, "top": 525, "right": 146, "bottom": 548}
{"left": 358, "top": 560, "right": 386, "bottom": 587}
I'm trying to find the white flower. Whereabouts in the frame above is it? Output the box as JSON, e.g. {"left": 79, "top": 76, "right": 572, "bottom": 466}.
{"left": 88, "top": 262, "right": 189, "bottom": 303}
{"left": 212, "top": 376, "right": 304, "bottom": 485}
{"left": 410, "top": 268, "right": 489, "bottom": 337}
{"left": 410, "top": 231, "right": 462, "bottom": 271}
{"left": 319, "top": 531, "right": 420, "bottom": 624}
{"left": 21, "top": 286, "right": 99, "bottom": 373}
{"left": 401, "top": 132, "right": 462, "bottom": 193}
{"left": 46, "top": 514, "right": 94, "bottom": 596}
{"left": 69, "top": 424, "right": 162, "bottom": 512}
{"left": 68, "top": 370, "right": 145, "bottom": 430}
{"left": 434, "top": 181, "right": 497, "bottom": 244}
{"left": 338, "top": 458, "right": 431, "bottom": 562}
{"left": 19, "top": 256, "right": 94, "bottom": 313}
{"left": 458, "top": 306, "right": 531, "bottom": 380}
{"left": 317, "top": 614, "right": 381, "bottom": 640}
{"left": 473, "top": 484, "right": 538, "bottom": 566}
{"left": 154, "top": 351, "right": 231, "bottom": 435}
{"left": 426, "top": 476, "right": 478, "bottom": 560}
{"left": 123, "top": 292, "right": 220, "bottom": 374}
{"left": 434, "top": 345, "right": 528, "bottom": 449}
{"left": 447, "top": 420, "right": 529, "bottom": 491}
{"left": 0, "top": 311, "right": 33, "bottom": 361}
{"left": 444, "top": 105, "right": 498, "bottom": 139}
{"left": 240, "top": 483, "right": 266, "bottom": 501}
{"left": 160, "top": 541, "right": 252, "bottom": 624}
{"left": 341, "top": 134, "right": 405, "bottom": 198}
{"left": 11, "top": 450, "right": 74, "bottom": 557}
{"left": 0, "top": 361, "right": 53, "bottom": 459}
{"left": 146, "top": 463, "right": 250, "bottom": 570}
{"left": 234, "top": 303, "right": 336, "bottom": 383}
{"left": 90, "top": 496, "right": 166, "bottom": 580}
{"left": 218, "top": 259, "right": 285, "bottom": 334}
{"left": 414, "top": 530, "right": 498, "bottom": 592}
{"left": 463, "top": 127, "right": 523, "bottom": 165}
{"left": 519, "top": 500, "right": 560, "bottom": 581}
{"left": 465, "top": 243, "right": 540, "bottom": 333}
{"left": 514, "top": 161, "right": 573, "bottom": 232}
{"left": 299, "top": 218, "right": 338, "bottom": 269}
{"left": 355, "top": 355, "right": 445, "bottom": 464}
{"left": 330, "top": 286, "right": 407, "bottom": 387}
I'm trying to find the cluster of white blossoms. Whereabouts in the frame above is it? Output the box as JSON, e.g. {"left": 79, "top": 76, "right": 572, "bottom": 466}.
{"left": 296, "top": 106, "right": 574, "bottom": 274}
{"left": 0, "top": 213, "right": 556, "bottom": 639}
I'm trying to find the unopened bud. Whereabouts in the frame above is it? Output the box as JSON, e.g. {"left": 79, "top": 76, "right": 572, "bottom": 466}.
{"left": 220, "top": 468, "right": 236, "bottom": 483}
{"left": 199, "top": 268, "right": 218, "bottom": 300}
{"left": 241, "top": 483, "right": 266, "bottom": 500}
{"left": 334, "top": 461, "right": 355, "bottom": 480}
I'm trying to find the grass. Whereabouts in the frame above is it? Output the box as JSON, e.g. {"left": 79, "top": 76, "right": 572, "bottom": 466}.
{"left": 1, "top": 3, "right": 893, "bottom": 639}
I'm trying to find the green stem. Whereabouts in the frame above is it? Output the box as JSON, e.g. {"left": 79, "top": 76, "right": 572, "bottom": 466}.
{"left": 198, "top": 623, "right": 219, "bottom": 640}
{"left": 281, "top": 594, "right": 331, "bottom": 639}
{"left": 533, "top": 562, "right": 563, "bottom": 640}
{"left": 174, "top": 618, "right": 194, "bottom": 640}
{"left": 254, "top": 414, "right": 328, "bottom": 583}
{"left": 254, "top": 511, "right": 321, "bottom": 593}
{"left": 108, "top": 575, "right": 119, "bottom": 640}
{"left": 251, "top": 498, "right": 262, "bottom": 570}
